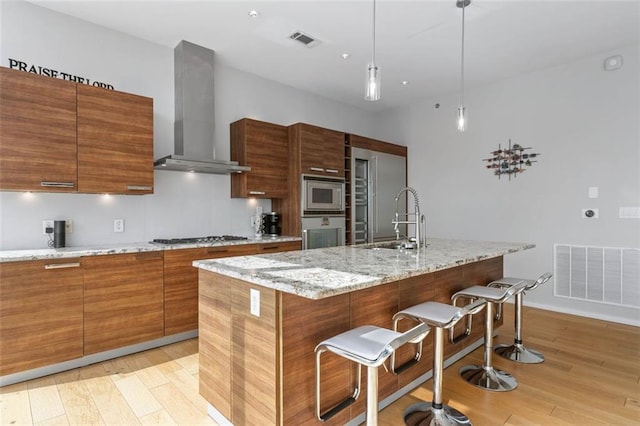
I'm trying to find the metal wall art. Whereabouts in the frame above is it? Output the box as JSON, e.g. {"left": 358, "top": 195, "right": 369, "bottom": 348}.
{"left": 483, "top": 139, "right": 540, "bottom": 180}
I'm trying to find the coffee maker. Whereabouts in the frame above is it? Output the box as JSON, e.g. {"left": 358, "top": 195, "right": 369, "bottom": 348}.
{"left": 261, "top": 212, "right": 281, "bottom": 236}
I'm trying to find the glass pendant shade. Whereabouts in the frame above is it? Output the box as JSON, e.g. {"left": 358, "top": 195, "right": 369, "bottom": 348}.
{"left": 456, "top": 105, "right": 467, "bottom": 132}
{"left": 365, "top": 65, "right": 380, "bottom": 101}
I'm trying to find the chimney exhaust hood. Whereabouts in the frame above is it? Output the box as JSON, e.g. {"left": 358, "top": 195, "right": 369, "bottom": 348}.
{"left": 154, "top": 40, "right": 250, "bottom": 174}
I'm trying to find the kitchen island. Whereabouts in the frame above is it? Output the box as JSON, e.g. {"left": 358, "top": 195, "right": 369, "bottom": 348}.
{"left": 194, "top": 238, "right": 534, "bottom": 425}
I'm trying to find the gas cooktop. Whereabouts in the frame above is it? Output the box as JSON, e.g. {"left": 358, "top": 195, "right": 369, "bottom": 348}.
{"left": 151, "top": 235, "right": 249, "bottom": 245}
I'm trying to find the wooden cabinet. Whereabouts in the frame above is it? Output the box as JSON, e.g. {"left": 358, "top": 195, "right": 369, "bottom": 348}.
{"left": 0, "top": 67, "right": 78, "bottom": 192}
{"left": 290, "top": 123, "right": 345, "bottom": 177}
{"left": 0, "top": 66, "right": 154, "bottom": 194}
{"left": 163, "top": 244, "right": 257, "bottom": 336}
{"left": 256, "top": 240, "right": 301, "bottom": 253}
{"left": 164, "top": 241, "right": 300, "bottom": 336}
{"left": 0, "top": 258, "right": 83, "bottom": 376}
{"left": 82, "top": 252, "right": 164, "bottom": 354}
{"left": 77, "top": 85, "right": 154, "bottom": 194}
{"left": 230, "top": 118, "right": 289, "bottom": 198}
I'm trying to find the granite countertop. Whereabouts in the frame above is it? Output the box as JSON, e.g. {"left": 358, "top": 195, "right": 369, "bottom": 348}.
{"left": 0, "top": 236, "right": 301, "bottom": 263}
{"left": 194, "top": 238, "right": 535, "bottom": 299}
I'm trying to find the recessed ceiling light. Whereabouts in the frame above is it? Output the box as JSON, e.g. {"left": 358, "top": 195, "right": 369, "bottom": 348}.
{"left": 248, "top": 10, "right": 259, "bottom": 18}
{"left": 341, "top": 53, "right": 351, "bottom": 60}
{"left": 401, "top": 80, "right": 410, "bottom": 86}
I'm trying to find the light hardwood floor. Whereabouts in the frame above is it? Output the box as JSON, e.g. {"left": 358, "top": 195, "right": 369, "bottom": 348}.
{"left": 1, "top": 307, "right": 638, "bottom": 425}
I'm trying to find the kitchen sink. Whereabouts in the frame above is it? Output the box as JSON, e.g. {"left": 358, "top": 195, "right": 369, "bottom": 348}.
{"left": 364, "top": 241, "right": 422, "bottom": 250}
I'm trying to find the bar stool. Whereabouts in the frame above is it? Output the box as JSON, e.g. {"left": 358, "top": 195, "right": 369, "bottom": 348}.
{"left": 488, "top": 272, "right": 552, "bottom": 364}
{"left": 315, "top": 322, "right": 429, "bottom": 425}
{"left": 393, "top": 300, "right": 486, "bottom": 426}
{"left": 451, "top": 280, "right": 531, "bottom": 392}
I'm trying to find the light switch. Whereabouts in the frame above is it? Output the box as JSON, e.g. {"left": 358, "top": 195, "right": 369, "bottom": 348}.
{"left": 619, "top": 207, "right": 640, "bottom": 219}
{"left": 588, "top": 187, "right": 598, "bottom": 199}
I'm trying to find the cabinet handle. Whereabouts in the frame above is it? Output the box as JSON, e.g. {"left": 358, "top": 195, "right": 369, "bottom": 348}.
{"left": 261, "top": 245, "right": 279, "bottom": 251}
{"left": 135, "top": 252, "right": 163, "bottom": 261}
{"left": 41, "top": 181, "right": 75, "bottom": 188}
{"left": 249, "top": 191, "right": 266, "bottom": 195}
{"left": 206, "top": 248, "right": 229, "bottom": 254}
{"left": 127, "top": 185, "right": 153, "bottom": 191}
{"left": 309, "top": 167, "right": 324, "bottom": 172}
{"left": 45, "top": 262, "right": 80, "bottom": 269}
{"left": 325, "top": 169, "right": 339, "bottom": 174}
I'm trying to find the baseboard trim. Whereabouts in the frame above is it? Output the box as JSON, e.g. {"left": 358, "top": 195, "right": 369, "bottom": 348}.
{"left": 523, "top": 301, "right": 640, "bottom": 327}
{"left": 0, "top": 330, "right": 198, "bottom": 387}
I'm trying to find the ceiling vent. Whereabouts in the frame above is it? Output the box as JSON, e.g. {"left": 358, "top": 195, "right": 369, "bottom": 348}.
{"left": 289, "top": 31, "right": 320, "bottom": 48}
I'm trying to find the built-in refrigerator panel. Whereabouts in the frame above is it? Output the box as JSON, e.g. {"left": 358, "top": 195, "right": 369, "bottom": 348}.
{"left": 351, "top": 147, "right": 406, "bottom": 243}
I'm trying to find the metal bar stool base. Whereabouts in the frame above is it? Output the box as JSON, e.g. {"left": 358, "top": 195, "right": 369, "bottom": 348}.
{"left": 459, "top": 365, "right": 517, "bottom": 392}
{"left": 494, "top": 343, "right": 544, "bottom": 364}
{"left": 404, "top": 401, "right": 472, "bottom": 426}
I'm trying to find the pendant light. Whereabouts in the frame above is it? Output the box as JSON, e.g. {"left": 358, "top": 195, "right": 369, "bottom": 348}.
{"left": 456, "top": 0, "right": 470, "bottom": 131}
{"left": 365, "top": 0, "right": 380, "bottom": 101}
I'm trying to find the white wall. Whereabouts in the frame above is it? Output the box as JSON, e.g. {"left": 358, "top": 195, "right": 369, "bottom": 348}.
{"left": 0, "top": 0, "right": 376, "bottom": 249}
{"left": 375, "top": 45, "right": 640, "bottom": 325}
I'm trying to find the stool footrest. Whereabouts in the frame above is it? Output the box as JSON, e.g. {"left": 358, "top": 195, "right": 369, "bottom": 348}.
{"left": 319, "top": 396, "right": 357, "bottom": 422}
{"left": 392, "top": 357, "right": 420, "bottom": 375}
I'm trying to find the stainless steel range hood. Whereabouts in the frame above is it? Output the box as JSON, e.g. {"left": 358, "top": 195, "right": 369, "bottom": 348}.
{"left": 154, "top": 40, "right": 250, "bottom": 174}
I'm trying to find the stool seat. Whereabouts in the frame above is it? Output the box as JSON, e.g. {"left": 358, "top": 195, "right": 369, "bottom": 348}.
{"left": 398, "top": 301, "right": 471, "bottom": 329}
{"left": 315, "top": 323, "right": 428, "bottom": 425}
{"left": 319, "top": 325, "right": 415, "bottom": 367}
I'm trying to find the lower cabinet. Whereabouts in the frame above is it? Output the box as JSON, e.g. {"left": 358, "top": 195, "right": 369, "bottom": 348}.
{"left": 0, "top": 241, "right": 301, "bottom": 377}
{"left": 82, "top": 252, "right": 164, "bottom": 355}
{"left": 0, "top": 258, "right": 84, "bottom": 376}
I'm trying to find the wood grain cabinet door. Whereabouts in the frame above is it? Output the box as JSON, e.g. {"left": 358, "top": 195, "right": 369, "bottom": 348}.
{"left": 0, "top": 259, "right": 84, "bottom": 376}
{"left": 0, "top": 67, "right": 78, "bottom": 192}
{"left": 163, "top": 245, "right": 257, "bottom": 336}
{"left": 77, "top": 85, "right": 154, "bottom": 194}
{"left": 82, "top": 252, "right": 164, "bottom": 354}
{"left": 294, "top": 123, "right": 345, "bottom": 177}
{"left": 230, "top": 118, "right": 289, "bottom": 198}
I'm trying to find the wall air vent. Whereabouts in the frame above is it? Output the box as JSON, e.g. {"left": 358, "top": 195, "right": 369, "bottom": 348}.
{"left": 554, "top": 244, "right": 640, "bottom": 308}
{"left": 289, "top": 31, "right": 320, "bottom": 48}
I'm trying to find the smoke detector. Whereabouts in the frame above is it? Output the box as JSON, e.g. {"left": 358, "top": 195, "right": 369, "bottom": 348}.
{"left": 289, "top": 31, "right": 320, "bottom": 48}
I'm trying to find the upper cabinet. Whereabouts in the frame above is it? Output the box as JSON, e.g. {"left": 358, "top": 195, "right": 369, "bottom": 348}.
{"left": 0, "top": 67, "right": 154, "bottom": 194}
{"left": 290, "top": 123, "right": 345, "bottom": 178}
{"left": 231, "top": 118, "right": 289, "bottom": 199}
{"left": 0, "top": 67, "right": 78, "bottom": 192}
{"left": 77, "top": 85, "right": 154, "bottom": 194}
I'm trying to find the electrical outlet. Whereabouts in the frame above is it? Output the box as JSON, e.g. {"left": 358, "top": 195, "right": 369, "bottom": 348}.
{"left": 250, "top": 288, "right": 260, "bottom": 317}
{"left": 65, "top": 220, "right": 73, "bottom": 233}
{"left": 42, "top": 220, "right": 54, "bottom": 234}
{"left": 114, "top": 218, "right": 124, "bottom": 233}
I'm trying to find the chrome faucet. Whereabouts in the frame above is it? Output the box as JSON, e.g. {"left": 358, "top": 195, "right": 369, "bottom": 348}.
{"left": 392, "top": 187, "right": 426, "bottom": 248}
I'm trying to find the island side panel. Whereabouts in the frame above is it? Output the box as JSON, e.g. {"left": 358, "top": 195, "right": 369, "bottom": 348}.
{"left": 199, "top": 271, "right": 232, "bottom": 419}
{"left": 281, "top": 292, "right": 352, "bottom": 426}
{"left": 231, "top": 280, "right": 279, "bottom": 425}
